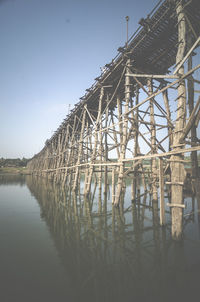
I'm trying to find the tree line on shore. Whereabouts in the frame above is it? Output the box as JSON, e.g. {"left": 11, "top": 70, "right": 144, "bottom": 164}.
{"left": 0, "top": 158, "right": 30, "bottom": 168}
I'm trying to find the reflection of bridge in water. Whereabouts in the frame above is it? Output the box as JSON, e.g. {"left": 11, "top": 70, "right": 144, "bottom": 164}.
{"left": 27, "top": 0, "right": 200, "bottom": 240}
{"left": 26, "top": 176, "right": 200, "bottom": 302}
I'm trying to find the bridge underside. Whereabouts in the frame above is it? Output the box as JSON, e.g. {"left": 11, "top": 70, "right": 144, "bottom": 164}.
{"left": 28, "top": 0, "right": 200, "bottom": 240}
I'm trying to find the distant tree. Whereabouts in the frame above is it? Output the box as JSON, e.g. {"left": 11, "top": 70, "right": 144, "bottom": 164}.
{"left": 0, "top": 158, "right": 30, "bottom": 167}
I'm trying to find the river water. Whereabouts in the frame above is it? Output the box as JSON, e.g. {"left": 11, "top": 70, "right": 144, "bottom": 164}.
{"left": 0, "top": 174, "right": 200, "bottom": 302}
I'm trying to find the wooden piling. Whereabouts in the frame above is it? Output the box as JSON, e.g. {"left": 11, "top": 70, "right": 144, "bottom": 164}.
{"left": 170, "top": 2, "right": 187, "bottom": 240}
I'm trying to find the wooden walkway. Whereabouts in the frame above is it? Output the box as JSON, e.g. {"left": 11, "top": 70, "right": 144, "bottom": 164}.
{"left": 27, "top": 0, "right": 200, "bottom": 240}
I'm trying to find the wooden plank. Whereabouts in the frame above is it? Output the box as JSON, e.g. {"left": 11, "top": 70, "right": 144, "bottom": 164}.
{"left": 39, "top": 145, "right": 200, "bottom": 172}
{"left": 165, "top": 182, "right": 184, "bottom": 186}
{"left": 167, "top": 203, "right": 185, "bottom": 208}
{"left": 126, "top": 73, "right": 179, "bottom": 79}
{"left": 123, "top": 145, "right": 200, "bottom": 162}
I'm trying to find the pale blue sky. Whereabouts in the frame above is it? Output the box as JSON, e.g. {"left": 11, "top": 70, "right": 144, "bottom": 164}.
{"left": 1, "top": 0, "right": 161, "bottom": 158}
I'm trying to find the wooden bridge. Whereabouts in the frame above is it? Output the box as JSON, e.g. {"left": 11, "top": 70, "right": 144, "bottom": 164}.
{"left": 27, "top": 0, "right": 200, "bottom": 240}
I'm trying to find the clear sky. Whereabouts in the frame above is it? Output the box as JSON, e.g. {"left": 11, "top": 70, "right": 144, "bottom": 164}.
{"left": 0, "top": 0, "right": 160, "bottom": 158}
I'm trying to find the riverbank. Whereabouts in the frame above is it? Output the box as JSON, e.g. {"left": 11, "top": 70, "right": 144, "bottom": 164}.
{"left": 0, "top": 167, "right": 30, "bottom": 175}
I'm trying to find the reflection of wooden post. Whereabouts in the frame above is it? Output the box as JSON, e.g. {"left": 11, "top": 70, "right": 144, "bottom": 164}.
{"left": 159, "top": 157, "right": 165, "bottom": 225}
{"left": 170, "top": 2, "right": 186, "bottom": 240}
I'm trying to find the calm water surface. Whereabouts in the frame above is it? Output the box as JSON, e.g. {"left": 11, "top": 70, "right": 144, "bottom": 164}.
{"left": 0, "top": 174, "right": 200, "bottom": 302}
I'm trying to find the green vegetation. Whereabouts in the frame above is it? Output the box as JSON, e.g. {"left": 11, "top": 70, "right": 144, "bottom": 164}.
{"left": 0, "top": 157, "right": 30, "bottom": 168}
{"left": 0, "top": 158, "right": 30, "bottom": 175}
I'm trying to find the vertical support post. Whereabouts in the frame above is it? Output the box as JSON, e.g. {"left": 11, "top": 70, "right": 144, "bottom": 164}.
{"left": 111, "top": 106, "right": 120, "bottom": 159}
{"left": 159, "top": 157, "right": 165, "bottom": 226}
{"left": 84, "top": 87, "right": 104, "bottom": 196}
{"left": 63, "top": 116, "right": 77, "bottom": 187}
{"left": 60, "top": 124, "right": 70, "bottom": 184}
{"left": 117, "top": 95, "right": 123, "bottom": 148}
{"left": 147, "top": 78, "right": 157, "bottom": 201}
{"left": 51, "top": 139, "right": 57, "bottom": 181}
{"left": 55, "top": 132, "right": 62, "bottom": 183}
{"left": 104, "top": 104, "right": 109, "bottom": 196}
{"left": 43, "top": 146, "right": 49, "bottom": 178}
{"left": 114, "top": 58, "right": 131, "bottom": 206}
{"left": 98, "top": 103, "right": 103, "bottom": 199}
{"left": 73, "top": 108, "right": 86, "bottom": 191}
{"left": 170, "top": 1, "right": 186, "bottom": 240}
{"left": 132, "top": 85, "right": 139, "bottom": 201}
{"left": 53, "top": 135, "right": 59, "bottom": 182}
{"left": 61, "top": 124, "right": 70, "bottom": 186}
{"left": 163, "top": 90, "right": 173, "bottom": 150}
{"left": 83, "top": 121, "right": 89, "bottom": 192}
{"left": 187, "top": 35, "right": 199, "bottom": 179}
